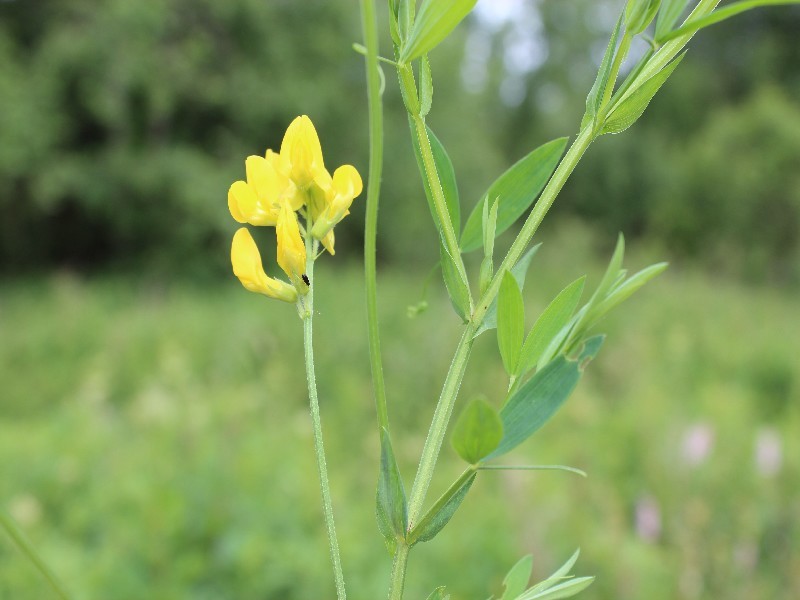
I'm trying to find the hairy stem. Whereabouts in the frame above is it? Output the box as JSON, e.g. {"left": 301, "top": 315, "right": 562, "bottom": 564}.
{"left": 0, "top": 508, "right": 72, "bottom": 600}
{"left": 302, "top": 235, "right": 347, "bottom": 600}
{"left": 409, "top": 113, "right": 472, "bottom": 310}
{"left": 406, "top": 324, "right": 476, "bottom": 527}
{"left": 360, "top": 0, "right": 389, "bottom": 432}
{"left": 387, "top": 542, "right": 410, "bottom": 600}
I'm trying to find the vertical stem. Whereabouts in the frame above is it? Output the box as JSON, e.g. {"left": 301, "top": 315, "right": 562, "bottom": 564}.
{"left": 302, "top": 235, "right": 347, "bottom": 600}
{"left": 0, "top": 508, "right": 72, "bottom": 600}
{"left": 409, "top": 114, "right": 472, "bottom": 309}
{"left": 406, "top": 324, "right": 476, "bottom": 526}
{"left": 359, "top": 0, "right": 389, "bottom": 432}
{"left": 387, "top": 542, "right": 410, "bottom": 600}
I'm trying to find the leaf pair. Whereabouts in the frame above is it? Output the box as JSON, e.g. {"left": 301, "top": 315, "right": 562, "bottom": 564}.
{"left": 399, "top": 0, "right": 478, "bottom": 63}
{"left": 496, "top": 270, "right": 586, "bottom": 378}
{"left": 493, "top": 550, "right": 593, "bottom": 600}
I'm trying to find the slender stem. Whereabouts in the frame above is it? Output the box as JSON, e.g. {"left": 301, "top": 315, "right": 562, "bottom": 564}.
{"left": 409, "top": 113, "right": 472, "bottom": 309}
{"left": 360, "top": 0, "right": 389, "bottom": 432}
{"left": 0, "top": 508, "right": 72, "bottom": 600}
{"left": 387, "top": 542, "right": 410, "bottom": 600}
{"left": 406, "top": 324, "right": 476, "bottom": 527}
{"left": 473, "top": 126, "right": 595, "bottom": 325}
{"left": 479, "top": 465, "right": 588, "bottom": 477}
{"left": 302, "top": 235, "right": 347, "bottom": 600}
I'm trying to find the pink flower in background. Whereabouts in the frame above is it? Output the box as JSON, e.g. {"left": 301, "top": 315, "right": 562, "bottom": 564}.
{"left": 755, "top": 428, "right": 782, "bottom": 477}
{"left": 681, "top": 422, "right": 715, "bottom": 467}
{"left": 635, "top": 494, "right": 662, "bottom": 543}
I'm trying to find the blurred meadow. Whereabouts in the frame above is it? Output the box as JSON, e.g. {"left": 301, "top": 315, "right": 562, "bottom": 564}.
{"left": 1, "top": 0, "right": 799, "bottom": 599}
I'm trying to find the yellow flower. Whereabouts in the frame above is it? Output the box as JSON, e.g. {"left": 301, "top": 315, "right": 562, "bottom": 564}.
{"left": 231, "top": 228, "right": 297, "bottom": 302}
{"left": 276, "top": 200, "right": 308, "bottom": 293}
{"left": 310, "top": 165, "right": 363, "bottom": 240}
{"left": 279, "top": 115, "right": 331, "bottom": 192}
{"left": 228, "top": 154, "right": 302, "bottom": 226}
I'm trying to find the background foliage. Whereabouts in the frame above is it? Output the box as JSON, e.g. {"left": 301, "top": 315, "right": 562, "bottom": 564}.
{"left": 1, "top": 0, "right": 799, "bottom": 598}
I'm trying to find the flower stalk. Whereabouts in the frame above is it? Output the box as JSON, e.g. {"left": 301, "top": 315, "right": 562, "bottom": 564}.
{"left": 301, "top": 228, "right": 347, "bottom": 600}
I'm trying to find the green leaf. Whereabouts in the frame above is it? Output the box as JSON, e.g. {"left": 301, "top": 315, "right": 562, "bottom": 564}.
{"left": 461, "top": 138, "right": 568, "bottom": 252}
{"left": 489, "top": 337, "right": 604, "bottom": 459}
{"left": 500, "top": 555, "right": 533, "bottom": 600}
{"left": 441, "top": 243, "right": 471, "bottom": 322}
{"left": 419, "top": 56, "right": 433, "bottom": 117}
{"left": 398, "top": 0, "right": 415, "bottom": 40}
{"left": 625, "top": 0, "right": 662, "bottom": 34}
{"left": 497, "top": 271, "right": 525, "bottom": 375}
{"left": 376, "top": 428, "right": 407, "bottom": 544}
{"left": 426, "top": 586, "right": 451, "bottom": 600}
{"left": 517, "top": 276, "right": 585, "bottom": 376}
{"left": 475, "top": 244, "right": 541, "bottom": 337}
{"left": 659, "top": 0, "right": 800, "bottom": 44}
{"left": 601, "top": 53, "right": 685, "bottom": 135}
{"left": 408, "top": 471, "right": 477, "bottom": 544}
{"left": 523, "top": 577, "right": 594, "bottom": 600}
{"left": 585, "top": 262, "right": 668, "bottom": 326}
{"left": 410, "top": 122, "right": 460, "bottom": 232}
{"left": 655, "top": 0, "right": 689, "bottom": 40}
{"left": 589, "top": 233, "right": 625, "bottom": 307}
{"left": 583, "top": 14, "right": 623, "bottom": 128}
{"left": 400, "top": 0, "right": 478, "bottom": 63}
{"left": 451, "top": 399, "right": 504, "bottom": 464}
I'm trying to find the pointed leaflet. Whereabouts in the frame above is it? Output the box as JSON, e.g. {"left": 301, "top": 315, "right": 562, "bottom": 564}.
{"left": 461, "top": 138, "right": 568, "bottom": 252}
{"left": 584, "top": 262, "right": 668, "bottom": 326}
{"left": 488, "top": 336, "right": 605, "bottom": 459}
{"left": 426, "top": 587, "right": 450, "bottom": 600}
{"left": 497, "top": 271, "right": 525, "bottom": 375}
{"left": 516, "top": 276, "right": 585, "bottom": 377}
{"left": 500, "top": 555, "right": 533, "bottom": 600}
{"left": 407, "top": 471, "right": 477, "bottom": 544}
{"left": 376, "top": 428, "right": 408, "bottom": 544}
{"left": 625, "top": 0, "right": 662, "bottom": 35}
{"left": 659, "top": 0, "right": 800, "bottom": 44}
{"left": 521, "top": 577, "right": 594, "bottom": 600}
{"left": 600, "top": 53, "right": 686, "bottom": 135}
{"left": 400, "top": 0, "right": 479, "bottom": 63}
{"left": 441, "top": 242, "right": 471, "bottom": 321}
{"left": 655, "top": 0, "right": 689, "bottom": 41}
{"left": 474, "top": 244, "right": 541, "bottom": 337}
{"left": 583, "top": 14, "right": 623, "bottom": 129}
{"left": 451, "top": 399, "right": 504, "bottom": 464}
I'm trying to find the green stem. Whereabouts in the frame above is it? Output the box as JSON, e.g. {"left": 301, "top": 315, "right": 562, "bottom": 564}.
{"left": 360, "top": 0, "right": 389, "bottom": 432}
{"left": 409, "top": 113, "right": 472, "bottom": 310}
{"left": 473, "top": 126, "right": 595, "bottom": 325}
{"left": 302, "top": 235, "right": 347, "bottom": 600}
{"left": 406, "top": 324, "right": 476, "bottom": 527}
{"left": 0, "top": 508, "right": 72, "bottom": 600}
{"left": 387, "top": 543, "right": 410, "bottom": 600}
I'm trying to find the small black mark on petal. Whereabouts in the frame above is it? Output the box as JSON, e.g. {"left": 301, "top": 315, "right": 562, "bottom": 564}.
{"left": 302, "top": 274, "right": 310, "bottom": 286}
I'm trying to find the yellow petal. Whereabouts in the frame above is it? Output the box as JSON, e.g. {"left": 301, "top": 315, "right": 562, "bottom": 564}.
{"left": 276, "top": 201, "right": 307, "bottom": 286}
{"left": 231, "top": 228, "right": 297, "bottom": 302}
{"left": 280, "top": 115, "right": 325, "bottom": 189}
{"left": 228, "top": 183, "right": 247, "bottom": 223}
{"left": 321, "top": 229, "right": 335, "bottom": 256}
{"left": 332, "top": 164, "right": 363, "bottom": 200}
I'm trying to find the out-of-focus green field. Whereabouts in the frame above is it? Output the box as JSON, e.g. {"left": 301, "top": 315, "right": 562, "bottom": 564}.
{"left": 1, "top": 228, "right": 798, "bottom": 599}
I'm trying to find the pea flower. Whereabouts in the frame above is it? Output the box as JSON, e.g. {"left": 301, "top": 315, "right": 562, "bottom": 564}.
{"left": 228, "top": 115, "right": 361, "bottom": 301}
{"left": 231, "top": 228, "right": 297, "bottom": 303}
{"left": 310, "top": 165, "right": 363, "bottom": 240}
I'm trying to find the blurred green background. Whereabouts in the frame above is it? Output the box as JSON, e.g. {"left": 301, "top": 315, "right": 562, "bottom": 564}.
{"left": 0, "top": 0, "right": 798, "bottom": 598}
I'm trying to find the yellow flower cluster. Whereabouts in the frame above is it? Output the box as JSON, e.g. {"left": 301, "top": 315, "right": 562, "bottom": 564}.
{"left": 229, "top": 116, "right": 363, "bottom": 302}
